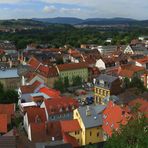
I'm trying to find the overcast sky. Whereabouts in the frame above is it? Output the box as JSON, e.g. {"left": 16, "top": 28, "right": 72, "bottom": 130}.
{"left": 0, "top": 0, "right": 147, "bottom": 20}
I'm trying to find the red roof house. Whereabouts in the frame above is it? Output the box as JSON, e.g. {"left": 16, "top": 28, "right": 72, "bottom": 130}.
{"left": 103, "top": 101, "right": 131, "bottom": 137}
{"left": 0, "top": 104, "right": 15, "bottom": 124}
{"left": 0, "top": 114, "right": 7, "bottom": 133}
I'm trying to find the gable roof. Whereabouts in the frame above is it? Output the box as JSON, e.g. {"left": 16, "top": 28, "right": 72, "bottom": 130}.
{"left": 78, "top": 105, "right": 106, "bottom": 128}
{"left": 30, "top": 121, "right": 62, "bottom": 142}
{"left": 20, "top": 80, "right": 42, "bottom": 94}
{"left": 135, "top": 56, "right": 148, "bottom": 64}
{"left": 128, "top": 98, "right": 148, "bottom": 118}
{"left": 30, "top": 122, "right": 47, "bottom": 142}
{"left": 60, "top": 119, "right": 81, "bottom": 132}
{"left": 39, "top": 87, "right": 61, "bottom": 98}
{"left": 28, "top": 57, "right": 41, "bottom": 70}
{"left": 57, "top": 62, "right": 88, "bottom": 71}
{"left": 0, "top": 114, "right": 7, "bottom": 133}
{"left": 25, "top": 107, "right": 47, "bottom": 124}
{"left": 0, "top": 104, "right": 15, "bottom": 124}
{"left": 36, "top": 65, "right": 58, "bottom": 78}
{"left": 43, "top": 98, "right": 78, "bottom": 116}
{"left": 103, "top": 101, "right": 131, "bottom": 136}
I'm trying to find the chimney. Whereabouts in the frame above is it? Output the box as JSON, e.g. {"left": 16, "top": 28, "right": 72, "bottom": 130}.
{"left": 86, "top": 106, "right": 91, "bottom": 116}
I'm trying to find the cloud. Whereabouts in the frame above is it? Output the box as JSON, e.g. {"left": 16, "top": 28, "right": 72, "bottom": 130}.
{"left": 0, "top": 0, "right": 21, "bottom": 3}
{"left": 43, "top": 5, "right": 57, "bottom": 13}
{"left": 60, "top": 8, "right": 81, "bottom": 14}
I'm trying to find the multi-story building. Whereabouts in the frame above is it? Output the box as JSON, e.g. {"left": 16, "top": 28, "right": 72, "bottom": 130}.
{"left": 56, "top": 62, "right": 88, "bottom": 84}
{"left": 94, "top": 74, "right": 122, "bottom": 104}
{"left": 73, "top": 105, "right": 106, "bottom": 146}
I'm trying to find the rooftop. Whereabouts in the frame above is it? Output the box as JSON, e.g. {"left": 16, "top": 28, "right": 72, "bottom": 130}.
{"left": 0, "top": 69, "right": 19, "bottom": 79}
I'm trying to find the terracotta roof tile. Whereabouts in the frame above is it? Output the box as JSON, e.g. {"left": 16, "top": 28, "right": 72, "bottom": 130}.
{"left": 0, "top": 114, "right": 7, "bottom": 133}
{"left": 20, "top": 80, "right": 41, "bottom": 94}
{"left": 39, "top": 87, "right": 61, "bottom": 98}
{"left": 103, "top": 101, "right": 131, "bottom": 136}
{"left": 128, "top": 98, "right": 148, "bottom": 118}
{"left": 63, "top": 133, "right": 79, "bottom": 148}
{"left": 0, "top": 104, "right": 15, "bottom": 124}
{"left": 25, "top": 107, "right": 47, "bottom": 124}
{"left": 60, "top": 119, "right": 81, "bottom": 132}
{"left": 57, "top": 62, "right": 88, "bottom": 71}
{"left": 28, "top": 57, "right": 41, "bottom": 70}
{"left": 43, "top": 98, "right": 78, "bottom": 116}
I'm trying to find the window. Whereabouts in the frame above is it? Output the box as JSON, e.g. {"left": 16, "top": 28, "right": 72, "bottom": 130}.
{"left": 90, "top": 131, "right": 92, "bottom": 136}
{"left": 97, "top": 132, "right": 99, "bottom": 137}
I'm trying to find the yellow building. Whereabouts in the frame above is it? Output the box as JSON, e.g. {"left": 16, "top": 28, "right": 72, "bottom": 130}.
{"left": 73, "top": 105, "right": 106, "bottom": 146}
{"left": 94, "top": 74, "right": 121, "bottom": 104}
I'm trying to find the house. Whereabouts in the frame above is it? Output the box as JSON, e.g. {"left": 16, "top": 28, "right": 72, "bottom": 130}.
{"left": 141, "top": 73, "right": 148, "bottom": 88}
{"left": 124, "top": 44, "right": 148, "bottom": 55}
{"left": 56, "top": 62, "right": 89, "bottom": 84}
{"left": 73, "top": 105, "right": 106, "bottom": 146}
{"left": 28, "top": 121, "right": 62, "bottom": 142}
{"left": 23, "top": 107, "right": 47, "bottom": 134}
{"left": 107, "top": 64, "right": 146, "bottom": 80}
{"left": 128, "top": 98, "right": 148, "bottom": 118}
{"left": 18, "top": 80, "right": 43, "bottom": 103}
{"left": 60, "top": 120, "right": 81, "bottom": 147}
{"left": 41, "top": 98, "right": 78, "bottom": 121}
{"left": 27, "top": 57, "right": 59, "bottom": 88}
{"left": 0, "top": 68, "right": 20, "bottom": 90}
{"left": 0, "top": 114, "right": 7, "bottom": 134}
{"left": 94, "top": 74, "right": 122, "bottom": 104}
{"left": 134, "top": 56, "right": 148, "bottom": 70}
{"left": 0, "top": 104, "right": 15, "bottom": 124}
{"left": 95, "top": 59, "right": 106, "bottom": 71}
{"left": 102, "top": 101, "right": 131, "bottom": 140}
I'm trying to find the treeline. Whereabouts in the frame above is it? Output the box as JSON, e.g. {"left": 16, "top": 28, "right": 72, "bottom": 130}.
{"left": 0, "top": 24, "right": 148, "bottom": 49}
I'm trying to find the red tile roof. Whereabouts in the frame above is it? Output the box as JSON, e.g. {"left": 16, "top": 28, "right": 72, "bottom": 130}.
{"left": 135, "top": 56, "right": 148, "bottom": 64}
{"left": 57, "top": 62, "right": 88, "bottom": 71}
{"left": 60, "top": 119, "right": 81, "bottom": 133}
{"left": 28, "top": 57, "right": 41, "bottom": 70}
{"left": 25, "top": 107, "right": 47, "bottom": 124}
{"left": 63, "top": 133, "right": 79, "bottom": 148}
{"left": 103, "top": 101, "right": 131, "bottom": 136}
{"left": 0, "top": 104, "right": 15, "bottom": 124}
{"left": 30, "top": 121, "right": 62, "bottom": 142}
{"left": 20, "top": 80, "right": 41, "bottom": 94}
{"left": 128, "top": 98, "right": 148, "bottom": 118}
{"left": 30, "top": 122, "right": 46, "bottom": 142}
{"left": 39, "top": 87, "right": 61, "bottom": 98}
{"left": 0, "top": 114, "right": 7, "bottom": 133}
{"left": 36, "top": 65, "right": 58, "bottom": 78}
{"left": 43, "top": 98, "right": 78, "bottom": 116}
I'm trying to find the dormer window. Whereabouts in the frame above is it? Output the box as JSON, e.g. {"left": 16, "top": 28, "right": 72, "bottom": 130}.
{"left": 103, "top": 114, "right": 107, "bottom": 119}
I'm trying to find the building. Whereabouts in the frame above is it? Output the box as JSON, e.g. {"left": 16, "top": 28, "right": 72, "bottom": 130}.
{"left": 103, "top": 101, "right": 131, "bottom": 140}
{"left": 124, "top": 44, "right": 148, "bottom": 55}
{"left": 23, "top": 107, "right": 47, "bottom": 134}
{"left": 94, "top": 74, "right": 122, "bottom": 104}
{"left": 141, "top": 73, "right": 148, "bottom": 88}
{"left": 0, "top": 68, "right": 20, "bottom": 90}
{"left": 134, "top": 56, "right": 148, "bottom": 70}
{"left": 41, "top": 98, "right": 78, "bottom": 121}
{"left": 56, "top": 62, "right": 89, "bottom": 84}
{"left": 73, "top": 105, "right": 106, "bottom": 146}
{"left": 60, "top": 120, "right": 81, "bottom": 147}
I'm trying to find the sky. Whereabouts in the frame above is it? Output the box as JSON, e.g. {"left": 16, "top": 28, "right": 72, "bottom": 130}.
{"left": 0, "top": 0, "right": 147, "bottom": 20}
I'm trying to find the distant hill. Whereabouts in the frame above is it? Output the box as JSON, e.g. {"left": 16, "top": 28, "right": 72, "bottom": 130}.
{"left": 32, "top": 17, "right": 148, "bottom": 27}
{"left": 32, "top": 17, "right": 83, "bottom": 25}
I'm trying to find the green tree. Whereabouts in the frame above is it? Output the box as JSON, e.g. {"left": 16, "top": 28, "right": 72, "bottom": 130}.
{"left": 72, "top": 76, "right": 83, "bottom": 86}
{"left": 105, "top": 115, "right": 148, "bottom": 148}
{"left": 130, "top": 76, "right": 146, "bottom": 92}
{"left": 54, "top": 78, "right": 64, "bottom": 93}
{"left": 123, "top": 77, "right": 130, "bottom": 89}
